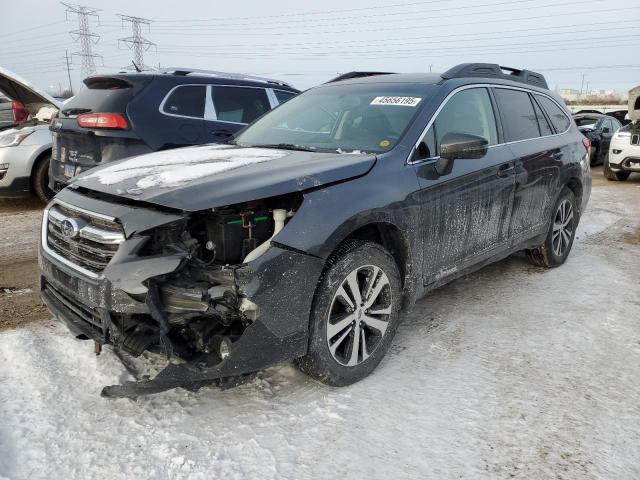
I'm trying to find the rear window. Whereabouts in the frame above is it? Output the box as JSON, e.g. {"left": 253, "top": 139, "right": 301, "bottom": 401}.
{"left": 531, "top": 98, "right": 553, "bottom": 136}
{"left": 494, "top": 88, "right": 540, "bottom": 142}
{"left": 274, "top": 90, "right": 296, "bottom": 104}
{"left": 62, "top": 77, "right": 133, "bottom": 115}
{"left": 211, "top": 86, "right": 271, "bottom": 124}
{"left": 162, "top": 85, "right": 206, "bottom": 118}
{"left": 536, "top": 95, "right": 571, "bottom": 133}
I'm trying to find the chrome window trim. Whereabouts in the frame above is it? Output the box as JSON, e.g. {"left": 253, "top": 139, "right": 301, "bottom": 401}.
{"left": 265, "top": 88, "right": 279, "bottom": 108}
{"left": 204, "top": 85, "right": 216, "bottom": 120}
{"left": 158, "top": 84, "right": 207, "bottom": 120}
{"left": 407, "top": 83, "right": 572, "bottom": 165}
{"left": 41, "top": 200, "right": 124, "bottom": 280}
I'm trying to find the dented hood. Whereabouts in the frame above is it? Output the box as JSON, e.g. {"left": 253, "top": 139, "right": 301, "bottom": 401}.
{"left": 73, "top": 144, "right": 377, "bottom": 211}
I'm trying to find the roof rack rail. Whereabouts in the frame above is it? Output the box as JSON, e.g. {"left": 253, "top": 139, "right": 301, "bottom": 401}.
{"left": 326, "top": 71, "right": 395, "bottom": 83}
{"left": 159, "top": 67, "right": 294, "bottom": 88}
{"left": 441, "top": 63, "right": 548, "bottom": 89}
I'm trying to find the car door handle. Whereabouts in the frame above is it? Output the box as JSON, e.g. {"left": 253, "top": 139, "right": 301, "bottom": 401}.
{"left": 498, "top": 164, "right": 515, "bottom": 177}
{"left": 211, "top": 130, "right": 233, "bottom": 137}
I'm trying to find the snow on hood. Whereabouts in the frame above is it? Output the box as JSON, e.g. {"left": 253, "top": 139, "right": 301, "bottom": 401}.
{"left": 0, "top": 67, "right": 62, "bottom": 110}
{"left": 81, "top": 144, "right": 288, "bottom": 191}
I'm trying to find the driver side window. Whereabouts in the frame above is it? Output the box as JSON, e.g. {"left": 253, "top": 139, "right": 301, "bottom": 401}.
{"left": 417, "top": 88, "right": 498, "bottom": 160}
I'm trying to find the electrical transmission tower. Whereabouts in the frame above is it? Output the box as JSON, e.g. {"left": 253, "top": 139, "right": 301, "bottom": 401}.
{"left": 118, "top": 15, "right": 155, "bottom": 71}
{"left": 62, "top": 2, "right": 102, "bottom": 80}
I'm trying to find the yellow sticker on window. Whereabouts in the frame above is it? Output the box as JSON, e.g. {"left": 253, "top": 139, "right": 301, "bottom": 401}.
{"left": 379, "top": 139, "right": 391, "bottom": 148}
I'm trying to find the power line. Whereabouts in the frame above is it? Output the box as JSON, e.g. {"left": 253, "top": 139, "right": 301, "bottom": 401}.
{"left": 117, "top": 15, "right": 155, "bottom": 71}
{"left": 62, "top": 2, "right": 103, "bottom": 80}
{"left": 149, "top": 0, "right": 611, "bottom": 32}
{"left": 148, "top": 6, "right": 634, "bottom": 37}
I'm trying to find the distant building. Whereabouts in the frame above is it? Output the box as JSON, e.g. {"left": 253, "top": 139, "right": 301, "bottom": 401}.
{"left": 559, "top": 89, "right": 580, "bottom": 101}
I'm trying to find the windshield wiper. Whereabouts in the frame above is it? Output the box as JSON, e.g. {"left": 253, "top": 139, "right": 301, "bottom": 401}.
{"left": 252, "top": 143, "right": 317, "bottom": 152}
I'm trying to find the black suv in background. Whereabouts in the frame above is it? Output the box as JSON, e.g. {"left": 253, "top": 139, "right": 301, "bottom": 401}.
{"left": 49, "top": 68, "right": 299, "bottom": 191}
{"left": 572, "top": 113, "right": 621, "bottom": 166}
{"left": 40, "top": 63, "right": 591, "bottom": 397}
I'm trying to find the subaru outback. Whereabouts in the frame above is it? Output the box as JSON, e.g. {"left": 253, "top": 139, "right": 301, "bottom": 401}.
{"left": 39, "top": 63, "right": 591, "bottom": 397}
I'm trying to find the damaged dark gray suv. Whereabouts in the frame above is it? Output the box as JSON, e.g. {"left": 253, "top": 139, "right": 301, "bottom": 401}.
{"left": 39, "top": 63, "right": 591, "bottom": 397}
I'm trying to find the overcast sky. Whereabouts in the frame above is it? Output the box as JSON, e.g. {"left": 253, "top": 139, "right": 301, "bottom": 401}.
{"left": 1, "top": 0, "right": 639, "bottom": 95}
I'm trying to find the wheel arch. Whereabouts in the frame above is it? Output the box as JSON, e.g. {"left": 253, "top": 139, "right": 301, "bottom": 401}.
{"left": 29, "top": 147, "right": 52, "bottom": 191}
{"left": 566, "top": 176, "right": 583, "bottom": 210}
{"left": 327, "top": 220, "right": 416, "bottom": 311}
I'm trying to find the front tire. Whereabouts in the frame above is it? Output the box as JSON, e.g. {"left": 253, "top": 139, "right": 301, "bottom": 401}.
{"left": 32, "top": 154, "right": 54, "bottom": 203}
{"left": 526, "top": 187, "right": 578, "bottom": 268}
{"left": 603, "top": 154, "right": 630, "bottom": 181}
{"left": 296, "top": 240, "right": 401, "bottom": 386}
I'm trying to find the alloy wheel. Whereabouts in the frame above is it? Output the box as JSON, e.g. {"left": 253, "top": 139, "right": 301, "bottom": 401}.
{"left": 326, "top": 265, "right": 393, "bottom": 366}
{"left": 552, "top": 199, "right": 574, "bottom": 257}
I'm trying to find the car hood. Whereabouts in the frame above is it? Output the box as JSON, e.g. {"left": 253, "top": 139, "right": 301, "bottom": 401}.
{"left": 73, "top": 144, "right": 377, "bottom": 211}
{"left": 0, "top": 67, "right": 62, "bottom": 110}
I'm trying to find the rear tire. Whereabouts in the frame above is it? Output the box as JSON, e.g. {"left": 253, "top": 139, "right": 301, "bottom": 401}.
{"left": 603, "top": 154, "right": 630, "bottom": 181}
{"left": 32, "top": 154, "right": 54, "bottom": 204}
{"left": 526, "top": 187, "right": 578, "bottom": 268}
{"left": 296, "top": 240, "right": 402, "bottom": 386}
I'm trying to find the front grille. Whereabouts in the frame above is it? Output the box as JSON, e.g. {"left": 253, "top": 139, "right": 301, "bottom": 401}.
{"left": 631, "top": 134, "right": 640, "bottom": 146}
{"left": 42, "top": 279, "right": 103, "bottom": 332}
{"left": 45, "top": 201, "right": 125, "bottom": 275}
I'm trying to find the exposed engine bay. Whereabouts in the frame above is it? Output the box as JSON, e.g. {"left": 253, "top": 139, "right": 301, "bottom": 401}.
{"left": 39, "top": 187, "right": 314, "bottom": 397}
{"left": 133, "top": 193, "right": 302, "bottom": 363}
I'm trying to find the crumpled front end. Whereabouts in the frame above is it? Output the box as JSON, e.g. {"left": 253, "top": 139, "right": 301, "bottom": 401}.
{"left": 39, "top": 187, "right": 323, "bottom": 398}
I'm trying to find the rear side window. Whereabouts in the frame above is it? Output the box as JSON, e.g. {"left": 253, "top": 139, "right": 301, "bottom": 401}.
{"left": 434, "top": 87, "right": 498, "bottom": 146}
{"left": 274, "top": 90, "right": 296, "bottom": 104}
{"left": 162, "top": 85, "right": 206, "bottom": 118}
{"left": 531, "top": 97, "right": 553, "bottom": 136}
{"left": 535, "top": 94, "right": 571, "bottom": 133}
{"left": 211, "top": 86, "right": 270, "bottom": 124}
{"left": 494, "top": 88, "right": 540, "bottom": 141}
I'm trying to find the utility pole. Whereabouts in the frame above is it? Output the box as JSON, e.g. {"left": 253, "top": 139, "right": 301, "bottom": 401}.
{"left": 64, "top": 50, "right": 74, "bottom": 94}
{"left": 580, "top": 73, "right": 585, "bottom": 95}
{"left": 117, "top": 15, "right": 155, "bottom": 71}
{"left": 62, "top": 2, "right": 102, "bottom": 81}
{"left": 429, "top": 64, "right": 433, "bottom": 73}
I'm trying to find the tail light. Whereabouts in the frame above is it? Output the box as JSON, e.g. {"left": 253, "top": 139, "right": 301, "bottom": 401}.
{"left": 582, "top": 137, "right": 590, "bottom": 151}
{"left": 77, "top": 113, "right": 128, "bottom": 129}
{"left": 11, "top": 102, "right": 29, "bottom": 123}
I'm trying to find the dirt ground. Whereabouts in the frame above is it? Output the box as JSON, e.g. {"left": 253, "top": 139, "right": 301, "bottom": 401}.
{"left": 0, "top": 166, "right": 638, "bottom": 333}
{"left": 0, "top": 197, "right": 44, "bottom": 331}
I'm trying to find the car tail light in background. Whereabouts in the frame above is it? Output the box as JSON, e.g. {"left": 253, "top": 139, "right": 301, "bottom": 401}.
{"left": 11, "top": 102, "right": 29, "bottom": 123}
{"left": 582, "top": 137, "right": 590, "bottom": 152}
{"left": 77, "top": 113, "right": 128, "bottom": 129}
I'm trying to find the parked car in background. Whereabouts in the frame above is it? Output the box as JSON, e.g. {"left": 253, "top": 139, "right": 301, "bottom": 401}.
{"left": 0, "top": 67, "right": 60, "bottom": 132}
{"left": 573, "top": 113, "right": 621, "bottom": 165}
{"left": 49, "top": 68, "right": 300, "bottom": 192}
{"left": 0, "top": 68, "right": 62, "bottom": 201}
{"left": 39, "top": 63, "right": 591, "bottom": 397}
{"left": 605, "top": 85, "right": 640, "bottom": 181}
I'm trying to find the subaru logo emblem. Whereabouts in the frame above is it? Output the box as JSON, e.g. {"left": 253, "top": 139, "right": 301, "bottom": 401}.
{"left": 60, "top": 218, "right": 81, "bottom": 238}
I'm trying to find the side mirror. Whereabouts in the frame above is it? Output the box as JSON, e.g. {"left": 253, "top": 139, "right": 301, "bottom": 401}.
{"left": 440, "top": 132, "right": 488, "bottom": 160}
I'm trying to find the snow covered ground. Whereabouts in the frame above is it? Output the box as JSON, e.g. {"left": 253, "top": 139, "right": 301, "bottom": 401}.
{"left": 0, "top": 173, "right": 639, "bottom": 480}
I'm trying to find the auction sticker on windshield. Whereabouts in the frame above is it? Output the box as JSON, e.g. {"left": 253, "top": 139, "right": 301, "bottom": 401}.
{"left": 370, "top": 96, "right": 422, "bottom": 106}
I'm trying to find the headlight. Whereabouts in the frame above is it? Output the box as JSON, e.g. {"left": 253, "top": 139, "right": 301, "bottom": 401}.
{"left": 0, "top": 130, "right": 34, "bottom": 147}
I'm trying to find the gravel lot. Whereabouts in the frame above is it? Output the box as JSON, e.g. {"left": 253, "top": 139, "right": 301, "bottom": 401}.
{"left": 0, "top": 168, "right": 639, "bottom": 479}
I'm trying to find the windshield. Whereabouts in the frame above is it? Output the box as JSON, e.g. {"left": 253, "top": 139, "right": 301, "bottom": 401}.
{"left": 234, "top": 83, "right": 430, "bottom": 153}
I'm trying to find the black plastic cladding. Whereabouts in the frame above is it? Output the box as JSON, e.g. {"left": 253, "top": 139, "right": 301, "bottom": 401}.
{"left": 40, "top": 71, "right": 591, "bottom": 396}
